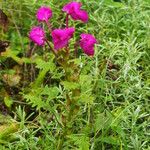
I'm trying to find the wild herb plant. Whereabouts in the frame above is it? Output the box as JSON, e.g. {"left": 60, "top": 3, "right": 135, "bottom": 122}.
{"left": 0, "top": 0, "right": 150, "bottom": 150}
{"left": 24, "top": 1, "right": 97, "bottom": 149}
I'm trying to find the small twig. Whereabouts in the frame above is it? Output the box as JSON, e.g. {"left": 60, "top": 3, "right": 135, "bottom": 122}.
{"left": 66, "top": 14, "right": 69, "bottom": 28}
{"left": 46, "top": 21, "right": 52, "bottom": 32}
{"left": 65, "top": 45, "right": 69, "bottom": 56}
{"left": 74, "top": 41, "right": 79, "bottom": 58}
{"left": 26, "top": 43, "right": 37, "bottom": 57}
{"left": 45, "top": 39, "right": 57, "bottom": 57}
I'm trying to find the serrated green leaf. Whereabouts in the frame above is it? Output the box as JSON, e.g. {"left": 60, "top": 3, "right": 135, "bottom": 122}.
{"left": 41, "top": 85, "right": 60, "bottom": 100}
{"left": 24, "top": 94, "right": 45, "bottom": 110}
{"left": 35, "top": 58, "right": 55, "bottom": 71}
{"left": 80, "top": 75, "right": 92, "bottom": 92}
{"left": 95, "top": 113, "right": 107, "bottom": 132}
{"left": 68, "top": 134, "right": 89, "bottom": 150}
{"left": 111, "top": 125, "right": 125, "bottom": 139}
{"left": 61, "top": 81, "right": 79, "bottom": 90}
{"left": 79, "top": 93, "right": 94, "bottom": 104}
{"left": 95, "top": 112, "right": 113, "bottom": 132}
{"left": 100, "top": 136, "right": 120, "bottom": 145}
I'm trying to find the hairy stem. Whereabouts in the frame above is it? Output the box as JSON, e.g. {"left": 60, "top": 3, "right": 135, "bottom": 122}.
{"left": 45, "top": 39, "right": 57, "bottom": 57}
{"left": 74, "top": 41, "right": 79, "bottom": 58}
{"left": 46, "top": 21, "right": 52, "bottom": 32}
{"left": 66, "top": 14, "right": 69, "bottom": 28}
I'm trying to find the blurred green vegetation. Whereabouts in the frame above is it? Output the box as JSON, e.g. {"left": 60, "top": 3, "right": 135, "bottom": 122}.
{"left": 0, "top": 0, "right": 150, "bottom": 149}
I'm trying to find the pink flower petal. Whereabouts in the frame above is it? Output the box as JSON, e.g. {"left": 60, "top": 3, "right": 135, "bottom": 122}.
{"left": 29, "top": 27, "right": 45, "bottom": 46}
{"left": 71, "top": 10, "right": 88, "bottom": 23}
{"left": 62, "top": 2, "right": 88, "bottom": 23}
{"left": 62, "top": 2, "right": 82, "bottom": 14}
{"left": 36, "top": 6, "right": 52, "bottom": 22}
{"left": 80, "top": 33, "right": 97, "bottom": 56}
{"left": 52, "top": 27, "right": 75, "bottom": 50}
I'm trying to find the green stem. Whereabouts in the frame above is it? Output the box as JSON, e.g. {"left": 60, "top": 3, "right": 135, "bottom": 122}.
{"left": 45, "top": 39, "right": 57, "bottom": 57}
{"left": 32, "top": 68, "right": 49, "bottom": 87}
{"left": 56, "top": 53, "right": 80, "bottom": 148}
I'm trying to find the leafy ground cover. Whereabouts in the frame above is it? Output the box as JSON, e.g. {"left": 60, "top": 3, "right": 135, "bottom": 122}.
{"left": 0, "top": 0, "right": 150, "bottom": 149}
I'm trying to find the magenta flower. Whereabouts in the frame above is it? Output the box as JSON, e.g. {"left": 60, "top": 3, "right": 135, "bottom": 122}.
{"left": 51, "top": 27, "right": 75, "bottom": 50}
{"left": 36, "top": 6, "right": 52, "bottom": 22}
{"left": 62, "top": 2, "right": 88, "bottom": 23}
{"left": 80, "top": 33, "right": 97, "bottom": 56}
{"left": 29, "top": 27, "right": 45, "bottom": 46}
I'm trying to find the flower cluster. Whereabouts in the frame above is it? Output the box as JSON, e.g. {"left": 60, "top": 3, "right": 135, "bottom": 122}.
{"left": 29, "top": 27, "right": 45, "bottom": 46}
{"left": 52, "top": 27, "right": 75, "bottom": 50}
{"left": 36, "top": 6, "right": 52, "bottom": 22}
{"left": 29, "top": 1, "right": 97, "bottom": 56}
{"left": 62, "top": 2, "right": 88, "bottom": 23}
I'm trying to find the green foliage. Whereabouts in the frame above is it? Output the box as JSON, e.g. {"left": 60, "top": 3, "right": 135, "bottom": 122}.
{"left": 35, "top": 56, "right": 55, "bottom": 71}
{"left": 0, "top": 0, "right": 150, "bottom": 149}
{"left": 61, "top": 81, "right": 79, "bottom": 90}
{"left": 68, "top": 134, "right": 90, "bottom": 150}
{"left": 23, "top": 85, "right": 60, "bottom": 110}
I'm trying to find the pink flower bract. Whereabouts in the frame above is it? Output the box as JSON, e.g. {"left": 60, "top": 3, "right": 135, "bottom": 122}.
{"left": 80, "top": 33, "right": 97, "bottom": 56}
{"left": 36, "top": 6, "right": 52, "bottom": 22}
{"left": 29, "top": 27, "right": 45, "bottom": 46}
{"left": 51, "top": 27, "right": 75, "bottom": 50}
{"left": 62, "top": 2, "right": 88, "bottom": 23}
